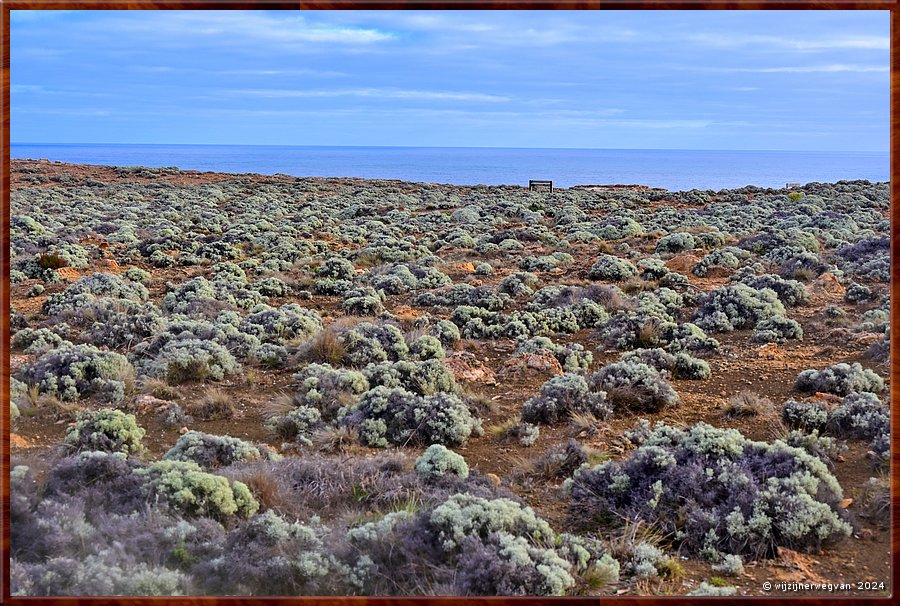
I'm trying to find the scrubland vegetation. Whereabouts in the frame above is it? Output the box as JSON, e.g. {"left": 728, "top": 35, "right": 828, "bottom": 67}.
{"left": 8, "top": 161, "right": 890, "bottom": 596}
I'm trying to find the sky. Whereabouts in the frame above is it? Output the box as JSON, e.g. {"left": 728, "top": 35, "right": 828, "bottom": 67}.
{"left": 10, "top": 10, "right": 890, "bottom": 151}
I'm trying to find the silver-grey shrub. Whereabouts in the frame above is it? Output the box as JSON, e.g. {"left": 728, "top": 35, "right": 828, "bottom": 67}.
{"left": 43, "top": 272, "right": 150, "bottom": 316}
{"left": 344, "top": 386, "right": 481, "bottom": 448}
{"left": 781, "top": 399, "right": 829, "bottom": 432}
{"left": 736, "top": 273, "right": 809, "bottom": 307}
{"left": 589, "top": 361, "right": 680, "bottom": 412}
{"left": 139, "top": 338, "right": 239, "bottom": 384}
{"left": 656, "top": 232, "right": 696, "bottom": 254}
{"left": 347, "top": 492, "right": 615, "bottom": 596}
{"left": 795, "top": 362, "right": 884, "bottom": 396}
{"left": 409, "top": 335, "right": 446, "bottom": 361}
{"left": 12, "top": 326, "right": 70, "bottom": 354}
{"left": 620, "top": 348, "right": 711, "bottom": 380}
{"left": 844, "top": 282, "right": 873, "bottom": 304}
{"left": 63, "top": 408, "right": 146, "bottom": 455}
{"left": 163, "top": 430, "right": 279, "bottom": 470}
{"left": 341, "top": 322, "right": 409, "bottom": 367}
{"left": 692, "top": 284, "right": 786, "bottom": 333}
{"left": 691, "top": 247, "right": 749, "bottom": 277}
{"left": 429, "top": 319, "right": 461, "bottom": 348}
{"left": 415, "top": 444, "right": 469, "bottom": 482}
{"left": 750, "top": 317, "right": 804, "bottom": 344}
{"left": 363, "top": 359, "right": 456, "bottom": 396}
{"left": 497, "top": 272, "right": 540, "bottom": 297}
{"left": 195, "top": 510, "right": 340, "bottom": 595}
{"left": 239, "top": 303, "right": 322, "bottom": 345}
{"left": 134, "top": 460, "right": 258, "bottom": 522}
{"left": 515, "top": 336, "right": 593, "bottom": 372}
{"left": 588, "top": 255, "right": 638, "bottom": 282}
{"left": 19, "top": 343, "right": 133, "bottom": 402}
{"left": 522, "top": 373, "right": 611, "bottom": 425}
{"left": 342, "top": 286, "right": 385, "bottom": 316}
{"left": 290, "top": 363, "right": 370, "bottom": 419}
{"left": 826, "top": 391, "right": 889, "bottom": 441}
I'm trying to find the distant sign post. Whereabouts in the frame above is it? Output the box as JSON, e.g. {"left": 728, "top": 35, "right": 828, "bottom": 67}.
{"left": 529, "top": 180, "right": 553, "bottom": 192}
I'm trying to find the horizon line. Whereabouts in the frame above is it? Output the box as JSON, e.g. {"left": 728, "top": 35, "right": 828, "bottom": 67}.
{"left": 10, "top": 142, "right": 889, "bottom": 154}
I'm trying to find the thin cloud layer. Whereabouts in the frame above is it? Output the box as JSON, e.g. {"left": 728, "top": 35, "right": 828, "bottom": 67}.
{"left": 10, "top": 10, "right": 888, "bottom": 151}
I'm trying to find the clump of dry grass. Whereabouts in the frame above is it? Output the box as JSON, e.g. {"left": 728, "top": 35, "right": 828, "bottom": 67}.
{"left": 635, "top": 317, "right": 663, "bottom": 348}
{"left": 242, "top": 368, "right": 262, "bottom": 387}
{"left": 262, "top": 392, "right": 308, "bottom": 441}
{"left": 456, "top": 385, "right": 498, "bottom": 417}
{"left": 640, "top": 230, "right": 666, "bottom": 242}
{"left": 139, "top": 377, "right": 181, "bottom": 401}
{"left": 569, "top": 410, "right": 603, "bottom": 438}
{"left": 189, "top": 387, "right": 236, "bottom": 420}
{"left": 582, "top": 284, "right": 630, "bottom": 312}
{"left": 596, "top": 241, "right": 614, "bottom": 254}
{"left": 227, "top": 466, "right": 292, "bottom": 514}
{"left": 786, "top": 267, "right": 817, "bottom": 283}
{"left": 37, "top": 252, "right": 68, "bottom": 270}
{"left": 603, "top": 385, "right": 647, "bottom": 412}
{"left": 607, "top": 519, "right": 684, "bottom": 583}
{"left": 312, "top": 425, "right": 356, "bottom": 454}
{"left": 622, "top": 278, "right": 658, "bottom": 295}
{"left": 723, "top": 391, "right": 774, "bottom": 418}
{"left": 262, "top": 392, "right": 295, "bottom": 420}
{"left": 166, "top": 358, "right": 211, "bottom": 384}
{"left": 605, "top": 519, "right": 667, "bottom": 558}
{"left": 354, "top": 251, "right": 382, "bottom": 269}
{"left": 295, "top": 328, "right": 347, "bottom": 366}
{"left": 858, "top": 475, "right": 890, "bottom": 528}
{"left": 23, "top": 384, "right": 82, "bottom": 421}
{"left": 509, "top": 439, "right": 597, "bottom": 484}
{"left": 486, "top": 417, "right": 519, "bottom": 438}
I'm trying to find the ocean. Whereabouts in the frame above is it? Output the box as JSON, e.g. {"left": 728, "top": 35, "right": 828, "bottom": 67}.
{"left": 10, "top": 144, "right": 889, "bottom": 191}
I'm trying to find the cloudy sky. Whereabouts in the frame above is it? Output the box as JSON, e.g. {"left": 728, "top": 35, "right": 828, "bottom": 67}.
{"left": 10, "top": 10, "right": 889, "bottom": 150}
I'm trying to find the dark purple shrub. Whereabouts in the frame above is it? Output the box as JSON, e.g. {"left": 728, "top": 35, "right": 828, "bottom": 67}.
{"left": 41, "top": 451, "right": 147, "bottom": 515}
{"left": 522, "top": 374, "right": 611, "bottom": 425}
{"left": 193, "top": 510, "right": 340, "bottom": 595}
{"left": 346, "top": 493, "right": 613, "bottom": 596}
{"left": 565, "top": 422, "right": 852, "bottom": 561}
{"left": 222, "top": 453, "right": 508, "bottom": 523}
{"left": 825, "top": 391, "right": 889, "bottom": 440}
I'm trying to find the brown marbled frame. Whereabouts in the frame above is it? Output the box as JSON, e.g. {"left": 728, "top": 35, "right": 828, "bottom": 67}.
{"left": 0, "top": 3, "right": 896, "bottom": 604}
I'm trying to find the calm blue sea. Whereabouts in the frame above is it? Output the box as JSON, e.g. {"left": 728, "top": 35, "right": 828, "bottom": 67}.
{"left": 10, "top": 144, "right": 889, "bottom": 191}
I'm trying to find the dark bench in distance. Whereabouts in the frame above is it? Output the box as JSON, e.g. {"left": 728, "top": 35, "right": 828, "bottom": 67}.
{"left": 529, "top": 180, "right": 553, "bottom": 192}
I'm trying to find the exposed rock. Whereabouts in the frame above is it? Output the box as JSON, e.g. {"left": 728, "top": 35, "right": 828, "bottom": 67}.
{"left": 444, "top": 352, "right": 497, "bottom": 385}
{"left": 812, "top": 392, "right": 843, "bottom": 405}
{"left": 97, "top": 258, "right": 122, "bottom": 273}
{"left": 134, "top": 394, "right": 171, "bottom": 415}
{"left": 808, "top": 272, "right": 845, "bottom": 299}
{"left": 772, "top": 548, "right": 828, "bottom": 585}
{"left": 499, "top": 351, "right": 564, "bottom": 377}
{"left": 392, "top": 305, "right": 425, "bottom": 321}
{"left": 56, "top": 267, "right": 80, "bottom": 281}
{"left": 854, "top": 333, "right": 884, "bottom": 349}
{"left": 10, "top": 434, "right": 29, "bottom": 449}
{"left": 663, "top": 253, "right": 702, "bottom": 274}
{"left": 450, "top": 262, "right": 476, "bottom": 274}
{"left": 756, "top": 343, "right": 785, "bottom": 361}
